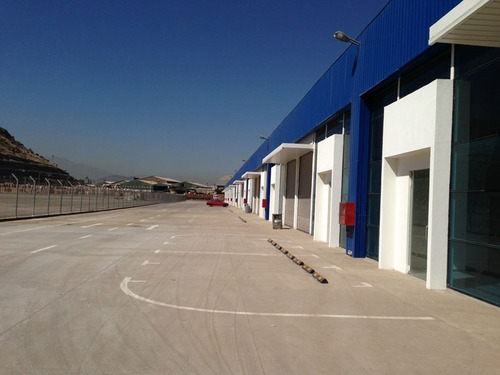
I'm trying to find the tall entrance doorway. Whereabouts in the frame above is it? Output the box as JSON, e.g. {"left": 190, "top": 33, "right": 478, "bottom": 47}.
{"left": 409, "top": 169, "right": 430, "bottom": 280}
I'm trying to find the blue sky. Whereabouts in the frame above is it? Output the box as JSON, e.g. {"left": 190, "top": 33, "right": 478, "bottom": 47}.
{"left": 1, "top": 0, "right": 388, "bottom": 184}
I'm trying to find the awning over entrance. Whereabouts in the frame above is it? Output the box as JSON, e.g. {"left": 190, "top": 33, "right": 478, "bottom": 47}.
{"left": 429, "top": 0, "right": 500, "bottom": 47}
{"left": 241, "top": 172, "right": 261, "bottom": 179}
{"left": 262, "top": 143, "right": 314, "bottom": 165}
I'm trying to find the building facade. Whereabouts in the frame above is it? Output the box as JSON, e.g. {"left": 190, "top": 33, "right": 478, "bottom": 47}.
{"left": 225, "top": 0, "right": 500, "bottom": 306}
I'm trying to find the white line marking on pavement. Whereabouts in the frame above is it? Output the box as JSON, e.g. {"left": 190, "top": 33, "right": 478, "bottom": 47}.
{"left": 127, "top": 223, "right": 134, "bottom": 226}
{"left": 295, "top": 245, "right": 304, "bottom": 249}
{"left": 120, "top": 277, "right": 434, "bottom": 321}
{"left": 353, "top": 282, "right": 373, "bottom": 288}
{"left": 0, "top": 224, "right": 67, "bottom": 236}
{"left": 149, "top": 217, "right": 155, "bottom": 220}
{"left": 141, "top": 261, "right": 160, "bottom": 266}
{"left": 108, "top": 227, "right": 119, "bottom": 232}
{"left": 81, "top": 223, "right": 103, "bottom": 228}
{"left": 140, "top": 219, "right": 147, "bottom": 222}
{"left": 154, "top": 250, "right": 278, "bottom": 257}
{"left": 310, "top": 254, "right": 319, "bottom": 258}
{"left": 146, "top": 225, "right": 159, "bottom": 231}
{"left": 163, "top": 242, "right": 169, "bottom": 245}
{"left": 324, "top": 265, "right": 343, "bottom": 271}
{"left": 79, "top": 235, "right": 93, "bottom": 239}
{"left": 30, "top": 245, "right": 58, "bottom": 254}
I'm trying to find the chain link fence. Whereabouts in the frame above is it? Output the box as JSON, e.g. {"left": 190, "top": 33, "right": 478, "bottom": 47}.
{"left": 0, "top": 174, "right": 186, "bottom": 220}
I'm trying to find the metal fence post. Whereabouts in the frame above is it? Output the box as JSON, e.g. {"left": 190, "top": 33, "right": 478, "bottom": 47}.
{"left": 79, "top": 183, "right": 83, "bottom": 212}
{"left": 57, "top": 180, "right": 63, "bottom": 214}
{"left": 95, "top": 187, "right": 98, "bottom": 211}
{"left": 68, "top": 181, "right": 73, "bottom": 213}
{"left": 30, "top": 176, "right": 36, "bottom": 217}
{"left": 45, "top": 178, "right": 51, "bottom": 215}
{"left": 11, "top": 173, "right": 19, "bottom": 218}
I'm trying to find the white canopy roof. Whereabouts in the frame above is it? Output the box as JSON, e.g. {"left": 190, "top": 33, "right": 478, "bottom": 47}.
{"left": 262, "top": 143, "right": 314, "bottom": 165}
{"left": 429, "top": 0, "right": 500, "bottom": 47}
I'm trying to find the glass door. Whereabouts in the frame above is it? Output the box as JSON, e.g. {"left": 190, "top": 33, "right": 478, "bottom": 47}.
{"left": 409, "top": 169, "right": 430, "bottom": 280}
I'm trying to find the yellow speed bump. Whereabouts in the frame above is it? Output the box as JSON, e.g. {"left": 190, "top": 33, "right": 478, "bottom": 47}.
{"left": 302, "top": 264, "right": 315, "bottom": 274}
{"left": 312, "top": 272, "right": 328, "bottom": 284}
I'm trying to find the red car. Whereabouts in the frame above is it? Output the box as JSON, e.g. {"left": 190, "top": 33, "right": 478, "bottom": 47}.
{"left": 206, "top": 198, "right": 228, "bottom": 207}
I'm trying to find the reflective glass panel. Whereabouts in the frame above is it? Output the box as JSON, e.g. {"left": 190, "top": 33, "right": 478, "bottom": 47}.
{"left": 449, "top": 241, "right": 500, "bottom": 306}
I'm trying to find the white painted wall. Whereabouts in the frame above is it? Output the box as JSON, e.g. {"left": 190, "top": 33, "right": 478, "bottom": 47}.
{"left": 313, "top": 135, "right": 344, "bottom": 246}
{"left": 379, "top": 79, "right": 453, "bottom": 290}
{"left": 246, "top": 178, "right": 253, "bottom": 211}
{"left": 270, "top": 165, "right": 277, "bottom": 218}
{"left": 260, "top": 169, "right": 267, "bottom": 220}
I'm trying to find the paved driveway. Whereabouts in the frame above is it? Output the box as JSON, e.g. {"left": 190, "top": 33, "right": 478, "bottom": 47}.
{"left": 0, "top": 201, "right": 498, "bottom": 374}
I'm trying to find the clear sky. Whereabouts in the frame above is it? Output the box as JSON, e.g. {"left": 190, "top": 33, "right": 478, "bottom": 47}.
{"left": 1, "top": 0, "right": 388, "bottom": 184}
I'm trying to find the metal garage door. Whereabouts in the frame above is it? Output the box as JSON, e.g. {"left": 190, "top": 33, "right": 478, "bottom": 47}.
{"left": 284, "top": 160, "right": 296, "bottom": 228}
{"left": 253, "top": 176, "right": 260, "bottom": 215}
{"left": 297, "top": 152, "right": 313, "bottom": 233}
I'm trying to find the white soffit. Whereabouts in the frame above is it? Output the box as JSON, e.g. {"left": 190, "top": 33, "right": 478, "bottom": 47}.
{"left": 262, "top": 143, "right": 314, "bottom": 164}
{"left": 241, "top": 172, "right": 261, "bottom": 179}
{"left": 234, "top": 180, "right": 245, "bottom": 185}
{"left": 429, "top": 0, "right": 500, "bottom": 47}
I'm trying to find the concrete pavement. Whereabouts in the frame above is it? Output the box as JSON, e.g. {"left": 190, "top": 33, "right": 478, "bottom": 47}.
{"left": 0, "top": 201, "right": 498, "bottom": 374}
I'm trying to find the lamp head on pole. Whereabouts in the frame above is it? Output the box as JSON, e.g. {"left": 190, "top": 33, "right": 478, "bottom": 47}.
{"left": 333, "top": 31, "right": 360, "bottom": 46}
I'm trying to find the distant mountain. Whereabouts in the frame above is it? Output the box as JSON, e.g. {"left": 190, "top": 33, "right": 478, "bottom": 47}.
{"left": 53, "top": 157, "right": 138, "bottom": 183}
{"left": 52, "top": 156, "right": 115, "bottom": 182}
{"left": 0, "top": 127, "right": 75, "bottom": 183}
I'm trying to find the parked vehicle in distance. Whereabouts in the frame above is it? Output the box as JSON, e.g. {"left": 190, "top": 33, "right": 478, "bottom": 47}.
{"left": 206, "top": 196, "right": 228, "bottom": 207}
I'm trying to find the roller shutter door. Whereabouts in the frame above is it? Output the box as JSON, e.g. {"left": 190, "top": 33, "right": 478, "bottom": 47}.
{"left": 297, "top": 152, "right": 313, "bottom": 233}
{"left": 284, "top": 160, "right": 296, "bottom": 228}
{"left": 253, "top": 176, "right": 260, "bottom": 215}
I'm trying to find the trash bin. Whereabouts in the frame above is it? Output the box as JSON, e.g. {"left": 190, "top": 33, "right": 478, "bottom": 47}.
{"left": 272, "top": 214, "right": 282, "bottom": 229}
{"left": 244, "top": 204, "right": 252, "bottom": 213}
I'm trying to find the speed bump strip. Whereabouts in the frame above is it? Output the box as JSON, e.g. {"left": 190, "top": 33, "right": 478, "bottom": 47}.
{"left": 312, "top": 272, "right": 328, "bottom": 284}
{"left": 302, "top": 265, "right": 315, "bottom": 274}
{"left": 292, "top": 257, "right": 304, "bottom": 266}
{"left": 267, "top": 239, "right": 328, "bottom": 284}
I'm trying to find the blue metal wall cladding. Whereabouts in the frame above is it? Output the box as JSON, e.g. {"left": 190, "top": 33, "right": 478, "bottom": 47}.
{"left": 228, "top": 0, "right": 462, "bottom": 187}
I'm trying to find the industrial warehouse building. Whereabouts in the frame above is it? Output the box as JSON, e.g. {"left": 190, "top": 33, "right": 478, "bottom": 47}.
{"left": 225, "top": 0, "right": 500, "bottom": 306}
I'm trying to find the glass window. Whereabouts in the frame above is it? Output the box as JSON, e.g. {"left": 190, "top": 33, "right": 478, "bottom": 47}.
{"left": 368, "top": 162, "right": 382, "bottom": 194}
{"left": 369, "top": 117, "right": 384, "bottom": 163}
{"left": 454, "top": 59, "right": 500, "bottom": 143}
{"left": 399, "top": 49, "right": 451, "bottom": 99}
{"left": 455, "top": 45, "right": 500, "bottom": 78}
{"left": 449, "top": 192, "right": 500, "bottom": 248}
{"left": 449, "top": 241, "right": 500, "bottom": 306}
{"left": 451, "top": 136, "right": 500, "bottom": 192}
{"left": 316, "top": 126, "right": 326, "bottom": 142}
{"left": 450, "top": 45, "right": 500, "bottom": 307}
{"left": 366, "top": 194, "right": 381, "bottom": 226}
{"left": 365, "top": 226, "right": 380, "bottom": 260}
{"left": 369, "top": 84, "right": 398, "bottom": 119}
{"left": 327, "top": 117, "right": 342, "bottom": 138}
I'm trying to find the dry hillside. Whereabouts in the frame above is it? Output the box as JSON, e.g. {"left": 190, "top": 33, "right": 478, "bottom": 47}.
{"left": 0, "top": 127, "right": 75, "bottom": 182}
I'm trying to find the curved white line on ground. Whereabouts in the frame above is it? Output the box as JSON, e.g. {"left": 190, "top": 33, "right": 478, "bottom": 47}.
{"left": 120, "top": 277, "right": 434, "bottom": 321}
